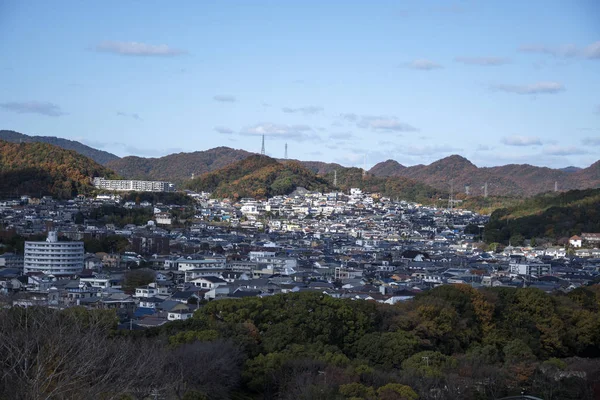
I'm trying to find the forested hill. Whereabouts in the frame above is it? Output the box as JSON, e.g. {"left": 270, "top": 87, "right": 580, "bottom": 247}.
{"left": 0, "top": 130, "right": 119, "bottom": 165}
{"left": 185, "top": 155, "right": 333, "bottom": 199}
{"left": 0, "top": 140, "right": 118, "bottom": 198}
{"left": 106, "top": 146, "right": 254, "bottom": 183}
{"left": 484, "top": 188, "right": 600, "bottom": 244}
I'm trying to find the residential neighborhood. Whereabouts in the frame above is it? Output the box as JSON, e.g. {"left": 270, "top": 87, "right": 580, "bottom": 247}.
{"left": 1, "top": 188, "right": 599, "bottom": 329}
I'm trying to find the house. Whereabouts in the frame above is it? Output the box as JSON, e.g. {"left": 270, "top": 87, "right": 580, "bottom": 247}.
{"left": 167, "top": 303, "right": 195, "bottom": 321}
{"left": 189, "top": 275, "right": 227, "bottom": 290}
{"left": 569, "top": 235, "right": 582, "bottom": 248}
{"left": 582, "top": 233, "right": 600, "bottom": 245}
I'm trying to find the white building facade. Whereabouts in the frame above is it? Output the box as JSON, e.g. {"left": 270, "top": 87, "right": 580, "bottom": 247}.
{"left": 92, "top": 177, "right": 175, "bottom": 192}
{"left": 24, "top": 232, "right": 84, "bottom": 276}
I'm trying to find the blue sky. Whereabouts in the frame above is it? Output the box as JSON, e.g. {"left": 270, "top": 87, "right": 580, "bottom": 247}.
{"left": 1, "top": 0, "right": 599, "bottom": 169}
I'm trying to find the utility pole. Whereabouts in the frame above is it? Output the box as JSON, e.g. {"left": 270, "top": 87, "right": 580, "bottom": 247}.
{"left": 333, "top": 170, "right": 337, "bottom": 187}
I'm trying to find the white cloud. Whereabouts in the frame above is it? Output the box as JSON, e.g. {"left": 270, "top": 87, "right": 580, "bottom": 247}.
{"left": 582, "top": 137, "right": 600, "bottom": 146}
{"left": 282, "top": 105, "right": 323, "bottom": 115}
{"left": 0, "top": 101, "right": 66, "bottom": 116}
{"left": 116, "top": 111, "right": 141, "bottom": 120}
{"left": 454, "top": 56, "right": 510, "bottom": 66}
{"left": 213, "top": 95, "right": 236, "bottom": 102}
{"left": 543, "top": 145, "right": 588, "bottom": 156}
{"left": 519, "top": 41, "right": 600, "bottom": 60}
{"left": 240, "top": 123, "right": 319, "bottom": 141}
{"left": 476, "top": 144, "right": 494, "bottom": 151}
{"left": 94, "top": 41, "right": 186, "bottom": 56}
{"left": 492, "top": 82, "right": 565, "bottom": 95}
{"left": 358, "top": 116, "right": 418, "bottom": 132}
{"left": 214, "top": 126, "right": 233, "bottom": 134}
{"left": 404, "top": 59, "right": 443, "bottom": 70}
{"left": 501, "top": 136, "right": 543, "bottom": 146}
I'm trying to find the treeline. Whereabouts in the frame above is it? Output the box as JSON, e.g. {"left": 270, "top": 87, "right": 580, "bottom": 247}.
{"left": 484, "top": 189, "right": 600, "bottom": 244}
{"left": 0, "top": 140, "right": 118, "bottom": 199}
{"left": 119, "top": 191, "right": 195, "bottom": 206}
{"left": 88, "top": 204, "right": 154, "bottom": 228}
{"left": 4, "top": 285, "right": 597, "bottom": 399}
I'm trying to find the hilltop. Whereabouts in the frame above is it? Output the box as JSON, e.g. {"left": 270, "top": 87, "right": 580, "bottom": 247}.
{"left": 185, "top": 155, "right": 332, "bottom": 199}
{"left": 0, "top": 130, "right": 119, "bottom": 165}
{"left": 0, "top": 140, "right": 118, "bottom": 198}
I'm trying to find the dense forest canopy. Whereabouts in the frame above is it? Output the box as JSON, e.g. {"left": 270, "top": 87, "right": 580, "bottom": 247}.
{"left": 3, "top": 285, "right": 599, "bottom": 399}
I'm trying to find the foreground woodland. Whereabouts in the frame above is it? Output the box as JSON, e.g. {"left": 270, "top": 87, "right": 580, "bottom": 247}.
{"left": 1, "top": 285, "right": 600, "bottom": 399}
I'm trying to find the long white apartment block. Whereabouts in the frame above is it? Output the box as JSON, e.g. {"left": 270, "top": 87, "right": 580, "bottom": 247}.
{"left": 92, "top": 177, "right": 175, "bottom": 192}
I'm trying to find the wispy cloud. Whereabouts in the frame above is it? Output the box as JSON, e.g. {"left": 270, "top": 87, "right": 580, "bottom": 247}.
{"left": 582, "top": 137, "right": 600, "bottom": 146}
{"left": 240, "top": 123, "right": 319, "bottom": 141}
{"left": 213, "top": 95, "right": 236, "bottom": 102}
{"left": 492, "top": 81, "right": 565, "bottom": 95}
{"left": 501, "top": 136, "right": 543, "bottom": 146}
{"left": 476, "top": 144, "right": 494, "bottom": 151}
{"left": 339, "top": 113, "right": 359, "bottom": 122}
{"left": 454, "top": 56, "right": 510, "bottom": 66}
{"left": 404, "top": 59, "right": 443, "bottom": 70}
{"left": 329, "top": 132, "right": 356, "bottom": 141}
{"left": 214, "top": 126, "right": 233, "bottom": 134}
{"left": 94, "top": 41, "right": 187, "bottom": 56}
{"left": 0, "top": 101, "right": 66, "bottom": 117}
{"left": 116, "top": 111, "right": 141, "bottom": 120}
{"left": 358, "top": 116, "right": 418, "bottom": 132}
{"left": 543, "top": 145, "right": 588, "bottom": 156}
{"left": 282, "top": 105, "right": 323, "bottom": 115}
{"left": 518, "top": 41, "right": 600, "bottom": 60}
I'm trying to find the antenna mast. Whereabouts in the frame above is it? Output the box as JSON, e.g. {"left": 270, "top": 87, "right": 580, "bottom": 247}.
{"left": 261, "top": 135, "right": 265, "bottom": 155}
{"left": 284, "top": 143, "right": 288, "bottom": 159}
{"left": 484, "top": 182, "right": 488, "bottom": 198}
{"left": 333, "top": 170, "right": 337, "bottom": 187}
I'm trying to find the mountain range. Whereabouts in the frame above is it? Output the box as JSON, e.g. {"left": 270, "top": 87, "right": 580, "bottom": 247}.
{"left": 367, "top": 156, "right": 600, "bottom": 197}
{"left": 2, "top": 129, "right": 599, "bottom": 199}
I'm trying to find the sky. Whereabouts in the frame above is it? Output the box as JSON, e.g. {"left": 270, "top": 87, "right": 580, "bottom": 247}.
{"left": 1, "top": 0, "right": 599, "bottom": 169}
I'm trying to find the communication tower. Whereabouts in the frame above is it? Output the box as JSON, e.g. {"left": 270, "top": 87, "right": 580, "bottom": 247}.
{"left": 261, "top": 135, "right": 265, "bottom": 155}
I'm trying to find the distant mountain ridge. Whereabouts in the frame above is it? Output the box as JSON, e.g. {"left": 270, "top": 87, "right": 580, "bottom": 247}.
{"left": 0, "top": 130, "right": 119, "bottom": 165}
{"left": 369, "top": 155, "right": 600, "bottom": 197}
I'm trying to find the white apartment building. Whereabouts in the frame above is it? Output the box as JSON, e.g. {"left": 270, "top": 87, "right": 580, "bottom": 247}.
{"left": 92, "top": 177, "right": 175, "bottom": 192}
{"left": 24, "top": 232, "right": 84, "bottom": 276}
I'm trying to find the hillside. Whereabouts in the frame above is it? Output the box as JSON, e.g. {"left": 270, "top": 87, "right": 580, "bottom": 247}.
{"left": 323, "top": 167, "right": 446, "bottom": 203}
{"left": 0, "top": 140, "right": 118, "bottom": 198}
{"left": 369, "top": 154, "right": 600, "bottom": 197}
{"left": 186, "top": 155, "right": 333, "bottom": 199}
{"left": 0, "top": 130, "right": 119, "bottom": 165}
{"left": 106, "top": 147, "right": 254, "bottom": 183}
{"left": 484, "top": 188, "right": 600, "bottom": 244}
